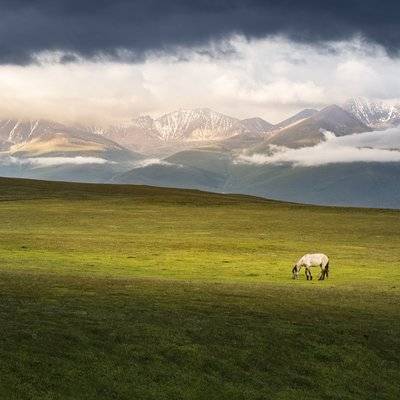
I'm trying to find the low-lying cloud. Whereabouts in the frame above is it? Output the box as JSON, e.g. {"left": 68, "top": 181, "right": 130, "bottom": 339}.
{"left": 130, "top": 158, "right": 180, "bottom": 169}
{"left": 238, "top": 128, "right": 400, "bottom": 166}
{"left": 0, "top": 156, "right": 111, "bottom": 167}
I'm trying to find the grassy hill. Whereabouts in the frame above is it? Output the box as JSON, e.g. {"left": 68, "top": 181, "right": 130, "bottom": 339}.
{"left": 0, "top": 177, "right": 399, "bottom": 399}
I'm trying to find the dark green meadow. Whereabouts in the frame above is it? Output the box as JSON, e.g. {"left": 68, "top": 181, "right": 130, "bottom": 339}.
{"left": 0, "top": 178, "right": 399, "bottom": 399}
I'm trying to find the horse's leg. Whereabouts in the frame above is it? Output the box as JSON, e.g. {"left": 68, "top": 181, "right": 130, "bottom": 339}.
{"left": 305, "top": 268, "right": 309, "bottom": 280}
{"left": 318, "top": 265, "right": 324, "bottom": 280}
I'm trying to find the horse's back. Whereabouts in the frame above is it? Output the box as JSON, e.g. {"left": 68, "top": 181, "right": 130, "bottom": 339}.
{"left": 299, "top": 253, "right": 329, "bottom": 267}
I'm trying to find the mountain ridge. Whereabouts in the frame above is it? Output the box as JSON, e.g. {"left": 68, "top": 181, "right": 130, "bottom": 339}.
{"left": 0, "top": 118, "right": 142, "bottom": 162}
{"left": 97, "top": 108, "right": 275, "bottom": 153}
{"left": 265, "top": 105, "right": 371, "bottom": 148}
{"left": 343, "top": 97, "right": 400, "bottom": 129}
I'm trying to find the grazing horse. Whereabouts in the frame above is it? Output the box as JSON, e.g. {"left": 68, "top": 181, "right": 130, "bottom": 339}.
{"left": 292, "top": 253, "right": 330, "bottom": 281}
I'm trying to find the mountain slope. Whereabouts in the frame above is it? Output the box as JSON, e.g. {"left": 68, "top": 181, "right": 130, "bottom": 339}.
{"left": 14, "top": 163, "right": 127, "bottom": 183}
{"left": 274, "top": 108, "right": 318, "bottom": 130}
{"left": 240, "top": 117, "right": 274, "bottom": 133}
{"left": 110, "top": 146, "right": 400, "bottom": 208}
{"left": 266, "top": 105, "right": 371, "bottom": 148}
{"left": 166, "top": 149, "right": 232, "bottom": 175}
{"left": 112, "top": 163, "right": 226, "bottom": 190}
{"left": 0, "top": 119, "right": 142, "bottom": 162}
{"left": 225, "top": 162, "right": 400, "bottom": 208}
{"left": 93, "top": 119, "right": 162, "bottom": 154}
{"left": 343, "top": 97, "right": 400, "bottom": 129}
{"left": 113, "top": 149, "right": 232, "bottom": 190}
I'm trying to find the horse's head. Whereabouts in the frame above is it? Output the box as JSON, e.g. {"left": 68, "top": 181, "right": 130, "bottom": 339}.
{"left": 292, "top": 265, "right": 299, "bottom": 279}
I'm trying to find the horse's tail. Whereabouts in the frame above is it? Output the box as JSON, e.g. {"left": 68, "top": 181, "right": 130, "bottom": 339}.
{"left": 325, "top": 260, "right": 329, "bottom": 278}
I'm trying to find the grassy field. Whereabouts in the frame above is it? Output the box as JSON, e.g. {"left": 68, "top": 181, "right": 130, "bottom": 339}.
{"left": 0, "top": 177, "right": 399, "bottom": 399}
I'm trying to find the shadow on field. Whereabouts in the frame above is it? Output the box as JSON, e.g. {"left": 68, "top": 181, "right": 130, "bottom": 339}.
{"left": 0, "top": 271, "right": 399, "bottom": 400}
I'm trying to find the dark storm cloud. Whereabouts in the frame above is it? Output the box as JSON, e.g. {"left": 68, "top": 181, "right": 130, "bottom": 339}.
{"left": 1, "top": 0, "right": 400, "bottom": 64}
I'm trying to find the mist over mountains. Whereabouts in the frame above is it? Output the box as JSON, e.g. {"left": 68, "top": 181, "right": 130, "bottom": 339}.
{"left": 1, "top": 97, "right": 400, "bottom": 207}
{"left": 93, "top": 108, "right": 271, "bottom": 155}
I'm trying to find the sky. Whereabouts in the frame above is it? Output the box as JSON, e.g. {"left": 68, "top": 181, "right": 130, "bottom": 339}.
{"left": 1, "top": 1, "right": 400, "bottom": 124}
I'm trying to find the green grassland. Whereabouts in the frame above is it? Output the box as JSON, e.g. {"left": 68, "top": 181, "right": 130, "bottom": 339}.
{"left": 0, "top": 177, "right": 399, "bottom": 399}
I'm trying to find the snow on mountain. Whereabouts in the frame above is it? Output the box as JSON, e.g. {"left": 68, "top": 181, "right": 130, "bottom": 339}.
{"left": 0, "top": 119, "right": 68, "bottom": 145}
{"left": 97, "top": 108, "right": 274, "bottom": 154}
{"left": 148, "top": 108, "right": 245, "bottom": 142}
{"left": 132, "top": 115, "right": 156, "bottom": 131}
{"left": 0, "top": 119, "right": 139, "bottom": 161}
{"left": 344, "top": 97, "right": 400, "bottom": 129}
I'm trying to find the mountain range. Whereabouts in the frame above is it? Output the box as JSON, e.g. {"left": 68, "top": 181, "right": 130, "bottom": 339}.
{"left": 95, "top": 108, "right": 274, "bottom": 155}
{"left": 95, "top": 98, "right": 396, "bottom": 152}
{"left": 1, "top": 97, "right": 400, "bottom": 207}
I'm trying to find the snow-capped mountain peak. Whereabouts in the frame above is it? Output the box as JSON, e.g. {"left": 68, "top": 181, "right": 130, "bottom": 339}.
{"left": 343, "top": 97, "right": 400, "bottom": 129}
{"left": 93, "top": 108, "right": 274, "bottom": 152}
{"left": 151, "top": 108, "right": 243, "bottom": 141}
{"left": 0, "top": 119, "right": 67, "bottom": 145}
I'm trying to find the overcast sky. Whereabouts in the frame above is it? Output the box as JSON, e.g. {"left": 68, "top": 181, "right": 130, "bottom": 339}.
{"left": 1, "top": 1, "right": 400, "bottom": 124}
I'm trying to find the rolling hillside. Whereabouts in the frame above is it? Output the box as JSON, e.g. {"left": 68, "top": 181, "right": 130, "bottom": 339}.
{"left": 0, "top": 177, "right": 399, "bottom": 399}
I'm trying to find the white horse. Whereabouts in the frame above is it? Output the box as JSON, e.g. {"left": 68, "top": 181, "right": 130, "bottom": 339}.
{"left": 292, "top": 253, "right": 330, "bottom": 281}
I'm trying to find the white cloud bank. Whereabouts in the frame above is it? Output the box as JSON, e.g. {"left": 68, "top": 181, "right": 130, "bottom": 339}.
{"left": 0, "top": 36, "right": 400, "bottom": 124}
{"left": 0, "top": 156, "right": 111, "bottom": 167}
{"left": 129, "top": 158, "right": 182, "bottom": 169}
{"left": 238, "top": 128, "right": 400, "bottom": 167}
{"left": 0, "top": 155, "right": 180, "bottom": 170}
